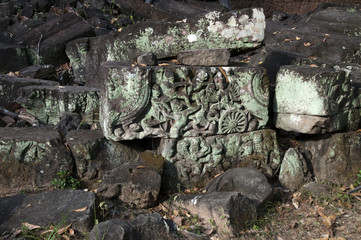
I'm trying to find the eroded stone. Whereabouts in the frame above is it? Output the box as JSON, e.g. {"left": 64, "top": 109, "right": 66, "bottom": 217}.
{"left": 0, "top": 127, "right": 72, "bottom": 195}
{"left": 100, "top": 63, "right": 269, "bottom": 141}
{"left": 66, "top": 8, "right": 265, "bottom": 86}
{"left": 279, "top": 148, "right": 305, "bottom": 191}
{"left": 177, "top": 48, "right": 230, "bottom": 66}
{"left": 159, "top": 129, "right": 281, "bottom": 186}
{"left": 17, "top": 85, "right": 99, "bottom": 125}
{"left": 273, "top": 65, "right": 358, "bottom": 133}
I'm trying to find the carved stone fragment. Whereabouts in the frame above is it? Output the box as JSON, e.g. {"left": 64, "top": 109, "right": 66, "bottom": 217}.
{"left": 158, "top": 129, "right": 281, "bottom": 185}
{"left": 100, "top": 62, "right": 269, "bottom": 141}
{"left": 177, "top": 48, "right": 230, "bottom": 66}
{"left": 273, "top": 65, "right": 359, "bottom": 133}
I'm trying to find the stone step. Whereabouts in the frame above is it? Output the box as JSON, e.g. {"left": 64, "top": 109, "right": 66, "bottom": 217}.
{"left": 17, "top": 85, "right": 99, "bottom": 125}
{"left": 100, "top": 62, "right": 269, "bottom": 141}
{"left": 0, "top": 127, "right": 72, "bottom": 195}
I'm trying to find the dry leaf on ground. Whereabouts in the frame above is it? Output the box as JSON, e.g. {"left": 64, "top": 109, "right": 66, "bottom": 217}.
{"left": 57, "top": 223, "right": 71, "bottom": 235}
{"left": 71, "top": 207, "right": 87, "bottom": 212}
{"left": 22, "top": 222, "right": 42, "bottom": 230}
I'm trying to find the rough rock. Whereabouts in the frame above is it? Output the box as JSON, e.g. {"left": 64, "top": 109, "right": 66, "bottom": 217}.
{"left": 14, "top": 12, "right": 95, "bottom": 66}
{"left": 89, "top": 213, "right": 177, "bottom": 240}
{"left": 177, "top": 48, "right": 230, "bottom": 66}
{"left": 66, "top": 8, "right": 265, "bottom": 85}
{"left": 171, "top": 192, "right": 257, "bottom": 238}
{"left": 206, "top": 167, "right": 273, "bottom": 206}
{"left": 17, "top": 85, "right": 99, "bottom": 125}
{"left": 0, "top": 189, "right": 96, "bottom": 235}
{"left": 137, "top": 52, "right": 157, "bottom": 66}
{"left": 99, "top": 162, "right": 161, "bottom": 208}
{"left": 273, "top": 65, "right": 358, "bottom": 134}
{"left": 301, "top": 181, "right": 331, "bottom": 198}
{"left": 100, "top": 63, "right": 269, "bottom": 141}
{"left": 159, "top": 129, "right": 281, "bottom": 187}
{"left": 0, "top": 127, "right": 73, "bottom": 195}
{"left": 19, "top": 64, "right": 57, "bottom": 80}
{"left": 0, "top": 75, "right": 57, "bottom": 107}
{"left": 0, "top": 43, "right": 29, "bottom": 72}
{"left": 279, "top": 148, "right": 305, "bottom": 191}
{"left": 65, "top": 129, "right": 142, "bottom": 184}
{"left": 299, "top": 132, "right": 361, "bottom": 184}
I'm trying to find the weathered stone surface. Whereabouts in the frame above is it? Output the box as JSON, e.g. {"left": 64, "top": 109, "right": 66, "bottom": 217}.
{"left": 14, "top": 12, "right": 95, "bottom": 66}
{"left": 171, "top": 192, "right": 257, "bottom": 238}
{"left": 99, "top": 162, "right": 161, "bottom": 208}
{"left": 89, "top": 213, "right": 177, "bottom": 240}
{"left": 19, "top": 64, "right": 57, "bottom": 80}
{"left": 301, "top": 182, "right": 331, "bottom": 198}
{"left": 0, "top": 76, "right": 57, "bottom": 107}
{"left": 279, "top": 148, "right": 305, "bottom": 191}
{"left": 0, "top": 43, "right": 29, "bottom": 72}
{"left": 65, "top": 129, "right": 142, "bottom": 184}
{"left": 0, "top": 190, "right": 96, "bottom": 234}
{"left": 66, "top": 8, "right": 265, "bottom": 85}
{"left": 137, "top": 52, "right": 157, "bottom": 66}
{"left": 299, "top": 132, "right": 361, "bottom": 184}
{"left": 177, "top": 48, "right": 230, "bottom": 66}
{"left": 273, "top": 65, "right": 358, "bottom": 133}
{"left": 100, "top": 63, "right": 269, "bottom": 141}
{"left": 206, "top": 167, "right": 273, "bottom": 206}
{"left": 17, "top": 85, "right": 99, "bottom": 125}
{"left": 0, "top": 128, "right": 73, "bottom": 195}
{"left": 159, "top": 129, "right": 281, "bottom": 186}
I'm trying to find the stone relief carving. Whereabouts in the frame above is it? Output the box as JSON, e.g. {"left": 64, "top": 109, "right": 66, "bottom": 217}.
{"left": 101, "top": 64, "right": 269, "bottom": 141}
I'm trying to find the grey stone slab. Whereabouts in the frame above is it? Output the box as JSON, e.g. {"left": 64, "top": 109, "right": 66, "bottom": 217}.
{"left": 0, "top": 75, "right": 57, "bottom": 107}
{"left": 0, "top": 190, "right": 96, "bottom": 235}
{"left": 0, "top": 127, "right": 73, "bottom": 195}
{"left": 0, "top": 43, "right": 29, "bottom": 72}
{"left": 17, "top": 85, "right": 99, "bottom": 125}
{"left": 279, "top": 148, "right": 305, "bottom": 191}
{"left": 66, "top": 8, "right": 265, "bottom": 86}
{"left": 177, "top": 48, "right": 230, "bottom": 66}
{"left": 299, "top": 132, "right": 361, "bottom": 184}
{"left": 206, "top": 167, "right": 273, "bottom": 206}
{"left": 100, "top": 63, "right": 269, "bottom": 141}
{"left": 159, "top": 129, "right": 281, "bottom": 186}
{"left": 170, "top": 192, "right": 257, "bottom": 238}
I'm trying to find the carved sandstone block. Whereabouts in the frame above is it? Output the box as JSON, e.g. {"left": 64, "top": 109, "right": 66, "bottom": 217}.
{"left": 66, "top": 8, "right": 265, "bottom": 86}
{"left": 273, "top": 65, "right": 359, "bottom": 133}
{"left": 158, "top": 129, "right": 281, "bottom": 185}
{"left": 100, "top": 62, "right": 269, "bottom": 141}
{"left": 17, "top": 85, "right": 99, "bottom": 125}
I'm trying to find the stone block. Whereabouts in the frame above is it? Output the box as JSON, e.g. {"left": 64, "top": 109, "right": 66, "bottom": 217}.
{"left": 0, "top": 76, "right": 57, "bottom": 107}
{"left": 279, "top": 148, "right": 305, "bottom": 191}
{"left": 100, "top": 63, "right": 269, "bottom": 141}
{"left": 0, "top": 43, "right": 29, "bottom": 72}
{"left": 0, "top": 190, "right": 96, "bottom": 234}
{"left": 159, "top": 129, "right": 281, "bottom": 186}
{"left": 206, "top": 167, "right": 273, "bottom": 206}
{"left": 299, "top": 132, "right": 361, "bottom": 184}
{"left": 0, "top": 128, "right": 73, "bottom": 195}
{"left": 15, "top": 12, "right": 95, "bottom": 66}
{"left": 89, "top": 213, "right": 177, "bottom": 240}
{"left": 177, "top": 48, "right": 230, "bottom": 66}
{"left": 17, "top": 85, "right": 99, "bottom": 125}
{"left": 66, "top": 8, "right": 265, "bottom": 86}
{"left": 170, "top": 192, "right": 257, "bottom": 238}
{"left": 273, "top": 65, "right": 358, "bottom": 133}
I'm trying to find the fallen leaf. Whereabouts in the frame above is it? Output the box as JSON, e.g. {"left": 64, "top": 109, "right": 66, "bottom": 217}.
{"left": 57, "top": 223, "right": 71, "bottom": 235}
{"left": 170, "top": 59, "right": 181, "bottom": 64}
{"left": 138, "top": 63, "right": 147, "bottom": 66}
{"left": 26, "top": 204, "right": 32, "bottom": 208}
{"left": 158, "top": 63, "right": 170, "bottom": 66}
{"left": 22, "top": 222, "right": 42, "bottom": 230}
{"left": 173, "top": 209, "right": 179, "bottom": 216}
{"left": 117, "top": 28, "right": 122, "bottom": 32}
{"left": 273, "top": 31, "right": 279, "bottom": 35}
{"left": 290, "top": 222, "right": 298, "bottom": 229}
{"left": 296, "top": 36, "right": 301, "bottom": 40}
{"left": 62, "top": 235, "right": 70, "bottom": 240}
{"left": 41, "top": 230, "right": 53, "bottom": 235}
{"left": 310, "top": 64, "right": 319, "bottom": 68}
{"left": 7, "top": 72, "right": 15, "bottom": 76}
{"left": 304, "top": 42, "right": 313, "bottom": 47}
{"left": 60, "top": 63, "right": 69, "bottom": 70}
{"left": 339, "top": 186, "right": 350, "bottom": 192}
{"left": 292, "top": 198, "right": 300, "bottom": 209}
{"left": 309, "top": 55, "right": 317, "bottom": 59}
{"left": 172, "top": 216, "right": 183, "bottom": 226}
{"left": 350, "top": 191, "right": 361, "bottom": 197}
{"left": 357, "top": 129, "right": 361, "bottom": 133}
{"left": 11, "top": 229, "right": 22, "bottom": 238}
{"left": 283, "top": 38, "right": 292, "bottom": 42}
{"left": 71, "top": 207, "right": 87, "bottom": 212}
{"left": 68, "top": 228, "right": 75, "bottom": 236}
